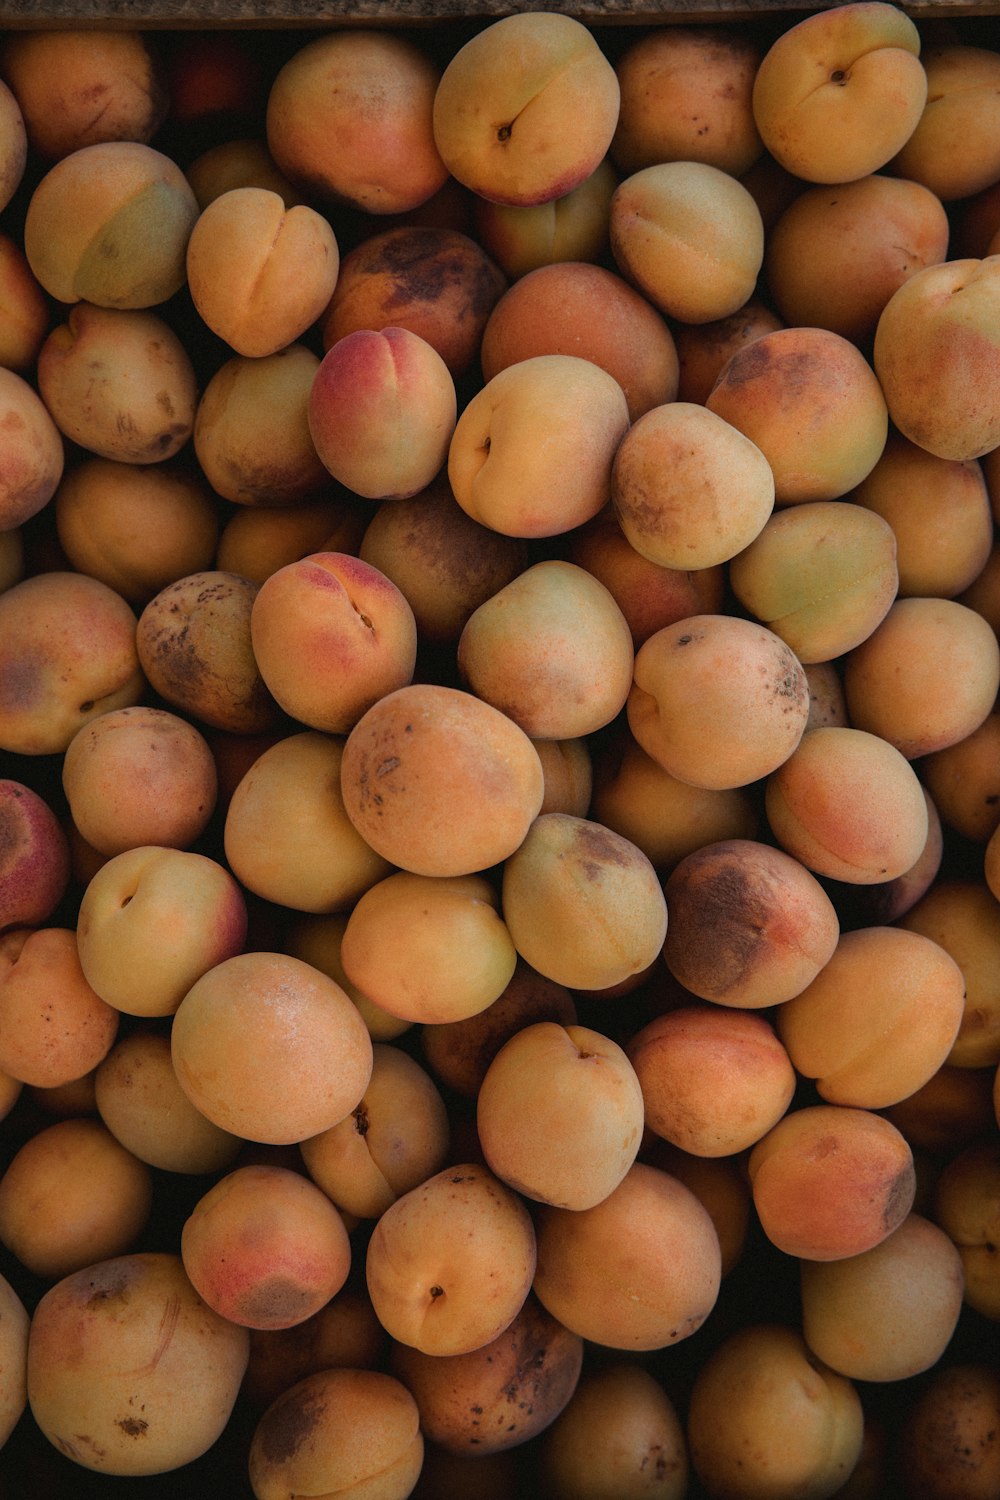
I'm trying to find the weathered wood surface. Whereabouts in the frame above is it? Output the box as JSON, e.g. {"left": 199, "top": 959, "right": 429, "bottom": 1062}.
{"left": 0, "top": 0, "right": 997, "bottom": 27}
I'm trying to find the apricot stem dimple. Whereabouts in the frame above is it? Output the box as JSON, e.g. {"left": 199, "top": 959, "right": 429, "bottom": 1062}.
{"left": 497, "top": 123, "right": 513, "bottom": 142}
{"left": 830, "top": 68, "right": 849, "bottom": 84}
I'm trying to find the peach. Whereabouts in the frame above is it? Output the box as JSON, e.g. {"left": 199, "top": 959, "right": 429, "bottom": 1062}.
{"left": 251, "top": 551, "right": 417, "bottom": 735}
{"left": 673, "top": 296, "right": 783, "bottom": 406}
{"left": 0, "top": 232, "right": 49, "bottom": 373}
{"left": 628, "top": 613, "right": 810, "bottom": 791}
{"left": 37, "top": 303, "right": 197, "bottom": 464}
{"left": 185, "top": 136, "right": 303, "bottom": 211}
{"left": 0, "top": 927, "right": 119, "bottom": 1088}
{"left": 891, "top": 44, "right": 1000, "bottom": 201}
{"left": 0, "top": 364, "right": 64, "bottom": 531}
{"left": 747, "top": 1103, "right": 915, "bottom": 1260}
{"left": 248, "top": 1368, "right": 422, "bottom": 1500}
{"left": 340, "top": 682, "right": 545, "bottom": 878}
{"left": 419, "top": 958, "right": 576, "bottom": 1098}
{"left": 181, "top": 1163, "right": 351, "bottom": 1331}
{"left": 193, "top": 343, "right": 330, "bottom": 507}
{"left": 0, "top": 779, "right": 69, "bottom": 934}
{"left": 728, "top": 500, "right": 898, "bottom": 663}
{"left": 76, "top": 846, "right": 247, "bottom": 1018}
{"left": 932, "top": 1140, "right": 1000, "bottom": 1322}
{"left": 476, "top": 1021, "right": 644, "bottom": 1209}
{"left": 365, "top": 1161, "right": 536, "bottom": 1356}
{"left": 95, "top": 1030, "right": 241, "bottom": 1177}
{"left": 751, "top": 2, "right": 927, "bottom": 182}
{"left": 0, "top": 76, "right": 26, "bottom": 212}
{"left": 687, "top": 1324, "right": 864, "bottom": 1499}
{"left": 457, "top": 559, "right": 633, "bottom": 740}
{"left": 899, "top": 1363, "right": 1000, "bottom": 1500}
{"left": 777, "top": 926, "right": 966, "bottom": 1108}
{"left": 171, "top": 950, "right": 374, "bottom": 1145}
{"left": 800, "top": 1213, "right": 965, "bottom": 1383}
{"left": 23, "top": 140, "right": 198, "bottom": 309}
{"left": 628, "top": 1005, "right": 796, "bottom": 1157}
{"left": 27, "top": 1252, "right": 249, "bottom": 1476}
{"left": 62, "top": 706, "right": 218, "bottom": 856}
{"left": 922, "top": 713, "right": 1000, "bottom": 844}
{"left": 217, "top": 493, "right": 365, "bottom": 587}
{"left": 136, "top": 570, "right": 281, "bottom": 735}
{"left": 309, "top": 327, "right": 456, "bottom": 501}
{"left": 706, "top": 324, "right": 889, "bottom": 504}
{"left": 300, "top": 1042, "right": 450, "bottom": 1219}
{"left": 501, "top": 813, "right": 668, "bottom": 992}
{"left": 533, "top": 1161, "right": 721, "bottom": 1350}
{"left": 479, "top": 260, "right": 679, "bottom": 423}
{"left": 0, "top": 28, "right": 167, "bottom": 160}
{"left": 612, "top": 400, "right": 774, "bottom": 569}
{"left": 186, "top": 186, "right": 339, "bottom": 358}
{"left": 872, "top": 257, "right": 1000, "bottom": 462}
{"left": 358, "top": 476, "right": 528, "bottom": 645}
{"left": 54, "top": 456, "right": 220, "bottom": 606}
{"left": 0, "top": 1116, "right": 152, "bottom": 1280}
{"left": 340, "top": 871, "right": 517, "bottom": 1026}
{"left": 764, "top": 172, "right": 950, "bottom": 344}
{"left": 0, "top": 570, "right": 143, "bottom": 756}
{"left": 564, "top": 505, "right": 726, "bottom": 647}
{"left": 662, "top": 837, "right": 840, "bottom": 1009}
{"left": 281, "top": 911, "right": 411, "bottom": 1043}
{"left": 266, "top": 30, "right": 447, "bottom": 214}
{"left": 321, "top": 225, "right": 506, "bottom": 379}
{"left": 897, "top": 879, "right": 1000, "bottom": 1070}
{"left": 432, "top": 12, "right": 619, "bottom": 206}
{"left": 610, "top": 160, "right": 764, "bottom": 324}
{"left": 539, "top": 1361, "right": 688, "bottom": 1500}
{"left": 224, "top": 732, "right": 391, "bottom": 915}
{"left": 472, "top": 157, "right": 616, "bottom": 281}
{"left": 448, "top": 353, "right": 629, "bottom": 538}
{"left": 591, "top": 730, "right": 759, "bottom": 871}
{"left": 843, "top": 596, "right": 1000, "bottom": 759}
{"left": 851, "top": 432, "right": 993, "bottom": 600}
{"left": 764, "top": 725, "right": 929, "bottom": 884}
{"left": 612, "top": 25, "right": 763, "bottom": 178}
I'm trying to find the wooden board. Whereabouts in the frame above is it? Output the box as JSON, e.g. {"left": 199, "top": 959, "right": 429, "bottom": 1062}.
{"left": 0, "top": 0, "right": 997, "bottom": 28}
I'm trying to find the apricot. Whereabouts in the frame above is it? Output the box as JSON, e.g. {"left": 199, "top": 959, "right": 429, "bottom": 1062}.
{"left": 390, "top": 1294, "right": 583, "bottom": 1457}
{"left": 62, "top": 705, "right": 217, "bottom": 857}
{"left": 777, "top": 926, "right": 966, "bottom": 1109}
{"left": 365, "top": 1162, "right": 536, "bottom": 1357}
{"left": 501, "top": 813, "right": 667, "bottom": 992}
{"left": 448, "top": 353, "right": 629, "bottom": 538}
{"left": 248, "top": 1367, "right": 422, "bottom": 1500}
{"left": 539, "top": 1361, "right": 688, "bottom": 1500}
{"left": 0, "top": 1272, "right": 27, "bottom": 1448}
{"left": 747, "top": 1104, "right": 915, "bottom": 1260}
{"left": 706, "top": 324, "right": 889, "bottom": 504}
{"left": 0, "top": 76, "right": 23, "bottom": 215}
{"left": 27, "top": 1252, "right": 249, "bottom": 1476}
{"left": 340, "top": 683, "right": 544, "bottom": 878}
{"left": 0, "top": 364, "right": 64, "bottom": 531}
{"left": 0, "top": 778, "right": 69, "bottom": 934}
{"left": 193, "top": 343, "right": 329, "bottom": 507}
{"left": 764, "top": 725, "right": 930, "bottom": 884}
{"left": 472, "top": 158, "right": 616, "bottom": 281}
{"left": 185, "top": 136, "right": 302, "bottom": 210}
{"left": 898, "top": 1363, "right": 1000, "bottom": 1500}
{"left": 0, "top": 1116, "right": 152, "bottom": 1280}
{"left": 932, "top": 1141, "right": 1000, "bottom": 1322}
{"left": 897, "top": 879, "right": 1000, "bottom": 1070}
{"left": 532, "top": 1161, "right": 721, "bottom": 1351}
{"left": 282, "top": 911, "right": 411, "bottom": 1043}
{"left": 457, "top": 559, "right": 633, "bottom": 740}
{"left": 300, "top": 1042, "right": 450, "bottom": 1219}
{"left": 610, "top": 160, "right": 764, "bottom": 324}
{"left": 873, "top": 257, "right": 1000, "bottom": 462}
{"left": 0, "top": 926, "right": 119, "bottom": 1089}
{"left": 628, "top": 613, "right": 810, "bottom": 791}
{"left": 186, "top": 187, "right": 339, "bottom": 358}
{"left": 673, "top": 296, "right": 783, "bottom": 406}
{"left": 891, "top": 44, "right": 1000, "bottom": 201}
{"left": 612, "top": 25, "right": 763, "bottom": 177}
{"left": 687, "top": 1323, "right": 863, "bottom": 1500}
{"left": 217, "top": 493, "right": 365, "bottom": 588}
{"left": 170, "top": 950, "right": 374, "bottom": 1145}
{"left": 800, "top": 1213, "right": 965, "bottom": 1382}
{"left": 922, "top": 713, "right": 1000, "bottom": 845}
{"left": 241, "top": 1283, "right": 386, "bottom": 1411}
{"left": 432, "top": 12, "right": 619, "bottom": 207}
{"left": 308, "top": 327, "right": 457, "bottom": 501}
{"left": 250, "top": 551, "right": 418, "bottom": 735}
{"left": 884, "top": 1063, "right": 997, "bottom": 1158}
{"left": 321, "top": 225, "right": 506, "bottom": 379}
{"left": 751, "top": 1, "right": 927, "bottom": 183}
{"left": 0, "top": 233, "right": 49, "bottom": 373}
{"left": 662, "top": 837, "right": 839, "bottom": 1010}
{"left": 479, "top": 259, "right": 679, "bottom": 423}
{"left": 181, "top": 1163, "right": 351, "bottom": 1331}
